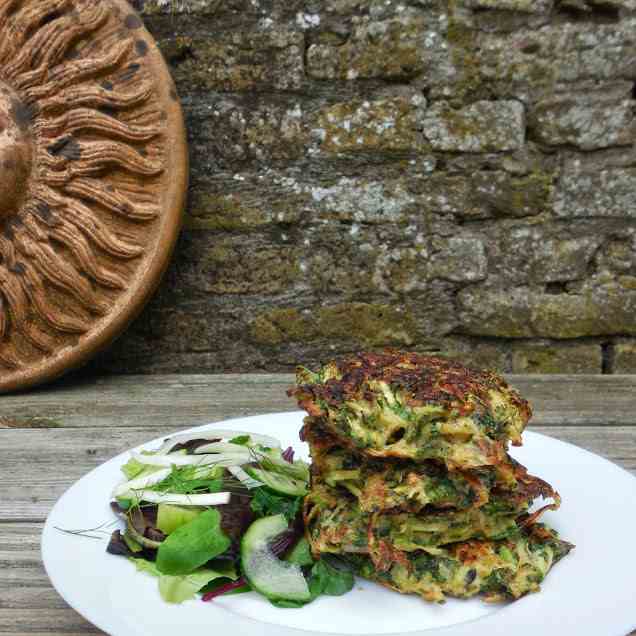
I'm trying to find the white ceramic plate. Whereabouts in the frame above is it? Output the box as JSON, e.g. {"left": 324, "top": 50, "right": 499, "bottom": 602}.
{"left": 42, "top": 412, "right": 636, "bottom": 636}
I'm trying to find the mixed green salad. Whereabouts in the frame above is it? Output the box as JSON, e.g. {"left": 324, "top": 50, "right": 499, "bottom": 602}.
{"left": 107, "top": 429, "right": 355, "bottom": 606}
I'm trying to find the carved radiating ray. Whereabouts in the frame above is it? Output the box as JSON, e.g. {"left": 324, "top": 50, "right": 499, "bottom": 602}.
{"left": 0, "top": 265, "right": 54, "bottom": 352}
{"left": 10, "top": 4, "right": 109, "bottom": 90}
{"left": 38, "top": 82, "right": 154, "bottom": 114}
{"left": 64, "top": 177, "right": 158, "bottom": 221}
{"left": 13, "top": 230, "right": 108, "bottom": 315}
{"left": 0, "top": 235, "right": 18, "bottom": 269}
{"left": 41, "top": 139, "right": 163, "bottom": 186}
{"left": 35, "top": 108, "right": 160, "bottom": 142}
{"left": 25, "top": 39, "right": 132, "bottom": 102}
{"left": 21, "top": 265, "right": 88, "bottom": 333}
{"left": 36, "top": 186, "right": 144, "bottom": 259}
{"left": 21, "top": 209, "right": 125, "bottom": 290}
{"left": 0, "top": 0, "right": 70, "bottom": 66}
{"left": 46, "top": 222, "right": 127, "bottom": 290}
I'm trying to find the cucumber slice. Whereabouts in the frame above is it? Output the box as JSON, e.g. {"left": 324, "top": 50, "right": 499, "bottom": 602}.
{"left": 257, "top": 448, "right": 310, "bottom": 482}
{"left": 241, "top": 515, "right": 310, "bottom": 602}
{"left": 244, "top": 466, "right": 308, "bottom": 496}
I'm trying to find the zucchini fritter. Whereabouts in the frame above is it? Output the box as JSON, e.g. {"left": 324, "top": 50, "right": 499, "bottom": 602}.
{"left": 350, "top": 523, "right": 573, "bottom": 603}
{"left": 304, "top": 418, "right": 556, "bottom": 513}
{"left": 304, "top": 483, "right": 558, "bottom": 558}
{"left": 290, "top": 351, "right": 531, "bottom": 469}
{"left": 294, "top": 351, "right": 572, "bottom": 606}
{"left": 304, "top": 484, "right": 570, "bottom": 603}
{"left": 303, "top": 485, "right": 369, "bottom": 555}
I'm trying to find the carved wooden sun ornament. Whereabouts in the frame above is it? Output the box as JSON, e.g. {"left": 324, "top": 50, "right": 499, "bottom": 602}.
{"left": 0, "top": 0, "right": 187, "bottom": 393}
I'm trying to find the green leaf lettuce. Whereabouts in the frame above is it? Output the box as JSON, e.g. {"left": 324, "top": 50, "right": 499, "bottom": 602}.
{"left": 131, "top": 558, "right": 238, "bottom": 604}
{"left": 156, "top": 508, "right": 231, "bottom": 575}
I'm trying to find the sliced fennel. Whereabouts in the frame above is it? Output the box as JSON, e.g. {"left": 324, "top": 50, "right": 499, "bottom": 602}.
{"left": 156, "top": 429, "right": 280, "bottom": 453}
{"left": 193, "top": 441, "right": 256, "bottom": 455}
{"left": 121, "top": 490, "right": 231, "bottom": 506}
{"left": 112, "top": 468, "right": 172, "bottom": 497}
{"left": 129, "top": 450, "right": 251, "bottom": 468}
{"left": 228, "top": 465, "right": 264, "bottom": 489}
{"left": 254, "top": 447, "right": 310, "bottom": 482}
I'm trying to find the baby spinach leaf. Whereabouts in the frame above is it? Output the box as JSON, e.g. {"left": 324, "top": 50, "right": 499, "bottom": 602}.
{"left": 285, "top": 537, "right": 314, "bottom": 567}
{"left": 156, "top": 508, "right": 231, "bottom": 575}
{"left": 312, "top": 559, "right": 355, "bottom": 596}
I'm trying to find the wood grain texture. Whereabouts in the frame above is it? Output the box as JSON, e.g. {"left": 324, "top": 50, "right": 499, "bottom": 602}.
{"left": 0, "top": 525, "right": 99, "bottom": 631}
{"left": 1, "top": 374, "right": 635, "bottom": 635}
{"left": 2, "top": 374, "right": 636, "bottom": 428}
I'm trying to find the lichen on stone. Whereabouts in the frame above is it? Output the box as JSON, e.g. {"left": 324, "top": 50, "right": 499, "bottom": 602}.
{"left": 250, "top": 303, "right": 417, "bottom": 347}
{"left": 313, "top": 95, "right": 428, "bottom": 153}
{"left": 306, "top": 11, "right": 428, "bottom": 80}
{"left": 422, "top": 100, "right": 526, "bottom": 152}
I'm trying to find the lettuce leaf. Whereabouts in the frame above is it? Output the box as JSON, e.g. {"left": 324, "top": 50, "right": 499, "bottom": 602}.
{"left": 156, "top": 508, "right": 231, "bottom": 575}
{"left": 121, "top": 453, "right": 167, "bottom": 481}
{"left": 131, "top": 558, "right": 238, "bottom": 604}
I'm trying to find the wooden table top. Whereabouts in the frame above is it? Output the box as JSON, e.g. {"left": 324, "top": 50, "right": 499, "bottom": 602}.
{"left": 1, "top": 374, "right": 635, "bottom": 635}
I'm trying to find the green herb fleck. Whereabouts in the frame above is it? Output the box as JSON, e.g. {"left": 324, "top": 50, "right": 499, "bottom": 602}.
{"left": 250, "top": 487, "right": 302, "bottom": 523}
{"left": 229, "top": 435, "right": 251, "bottom": 446}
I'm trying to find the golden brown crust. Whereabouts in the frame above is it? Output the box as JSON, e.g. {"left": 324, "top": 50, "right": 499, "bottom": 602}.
{"left": 289, "top": 350, "right": 531, "bottom": 422}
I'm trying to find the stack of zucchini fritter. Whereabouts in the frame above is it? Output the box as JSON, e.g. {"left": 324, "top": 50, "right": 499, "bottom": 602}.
{"left": 289, "top": 351, "right": 573, "bottom": 603}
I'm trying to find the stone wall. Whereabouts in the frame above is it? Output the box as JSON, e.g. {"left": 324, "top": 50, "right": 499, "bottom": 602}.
{"left": 90, "top": 0, "right": 636, "bottom": 374}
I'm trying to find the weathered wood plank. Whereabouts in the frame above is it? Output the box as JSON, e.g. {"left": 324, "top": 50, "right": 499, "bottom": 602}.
{"left": 0, "top": 523, "right": 106, "bottom": 633}
{"left": 1, "top": 426, "right": 634, "bottom": 521}
{"left": 0, "top": 610, "right": 102, "bottom": 633}
{"left": 0, "top": 374, "right": 296, "bottom": 429}
{"left": 2, "top": 375, "right": 636, "bottom": 428}
{"left": 0, "top": 524, "right": 66, "bottom": 610}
